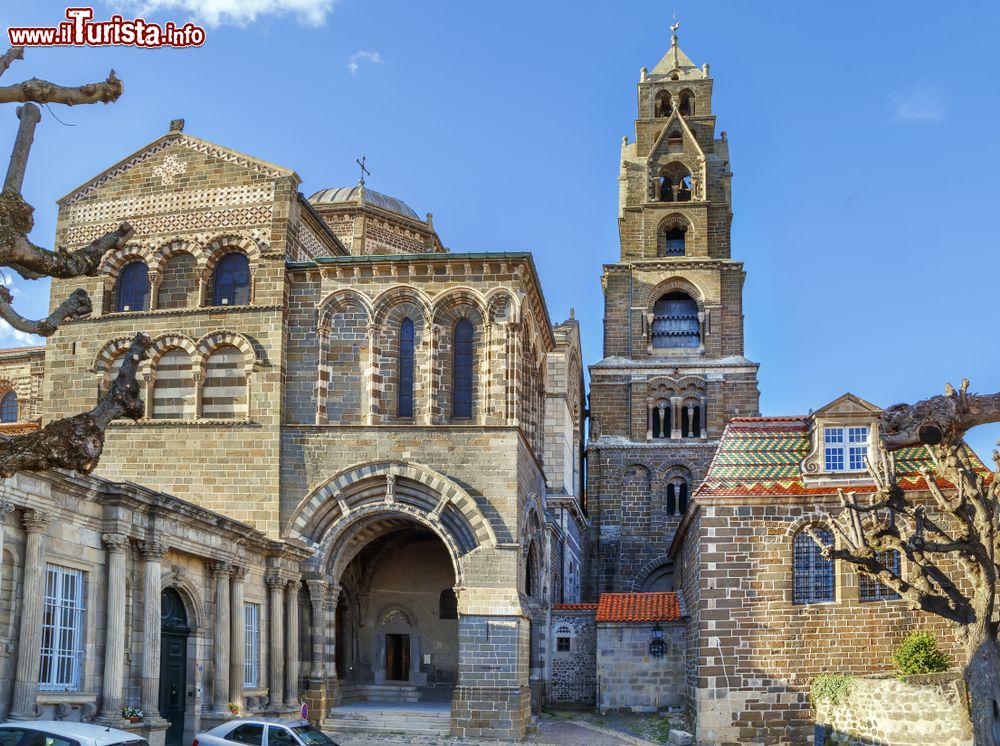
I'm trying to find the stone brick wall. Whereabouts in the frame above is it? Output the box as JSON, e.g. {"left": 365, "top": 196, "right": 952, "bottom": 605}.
{"left": 814, "top": 674, "right": 972, "bottom": 746}
{"left": 683, "top": 498, "right": 966, "bottom": 746}
{"left": 0, "top": 348, "right": 44, "bottom": 424}
{"left": 596, "top": 621, "right": 685, "bottom": 713}
{"left": 548, "top": 608, "right": 596, "bottom": 707}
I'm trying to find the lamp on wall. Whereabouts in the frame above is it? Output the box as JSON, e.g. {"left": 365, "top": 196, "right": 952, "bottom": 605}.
{"left": 649, "top": 622, "right": 666, "bottom": 658}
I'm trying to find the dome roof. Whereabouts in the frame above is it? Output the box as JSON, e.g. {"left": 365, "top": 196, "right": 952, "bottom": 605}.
{"left": 309, "top": 186, "right": 420, "bottom": 221}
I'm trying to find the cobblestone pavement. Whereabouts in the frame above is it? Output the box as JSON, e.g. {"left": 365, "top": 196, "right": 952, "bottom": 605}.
{"left": 331, "top": 716, "right": 657, "bottom": 746}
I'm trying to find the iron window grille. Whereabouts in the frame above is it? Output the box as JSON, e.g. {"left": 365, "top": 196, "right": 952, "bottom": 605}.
{"left": 859, "top": 550, "right": 901, "bottom": 602}
{"left": 793, "top": 528, "right": 835, "bottom": 604}
{"left": 39, "top": 564, "right": 85, "bottom": 691}
{"left": 244, "top": 602, "right": 260, "bottom": 688}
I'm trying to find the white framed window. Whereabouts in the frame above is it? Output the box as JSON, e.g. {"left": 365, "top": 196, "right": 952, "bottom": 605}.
{"left": 824, "top": 426, "right": 869, "bottom": 472}
{"left": 39, "top": 564, "right": 85, "bottom": 692}
{"left": 244, "top": 602, "right": 260, "bottom": 688}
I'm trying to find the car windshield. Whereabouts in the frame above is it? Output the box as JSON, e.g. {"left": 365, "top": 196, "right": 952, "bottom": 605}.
{"left": 0, "top": 729, "right": 77, "bottom": 746}
{"left": 291, "top": 727, "right": 336, "bottom": 746}
{"left": 105, "top": 741, "right": 149, "bottom": 746}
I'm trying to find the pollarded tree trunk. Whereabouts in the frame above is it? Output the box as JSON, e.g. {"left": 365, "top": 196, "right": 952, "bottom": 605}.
{"left": 965, "top": 624, "right": 1000, "bottom": 746}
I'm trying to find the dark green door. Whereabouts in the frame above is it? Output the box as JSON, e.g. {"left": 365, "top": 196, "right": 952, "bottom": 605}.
{"left": 160, "top": 589, "right": 190, "bottom": 746}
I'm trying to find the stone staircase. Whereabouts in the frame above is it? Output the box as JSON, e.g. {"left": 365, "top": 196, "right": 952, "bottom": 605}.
{"left": 324, "top": 702, "right": 451, "bottom": 737}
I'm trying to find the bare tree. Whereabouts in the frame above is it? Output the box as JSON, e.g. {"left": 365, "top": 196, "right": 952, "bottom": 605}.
{"left": 0, "top": 46, "right": 149, "bottom": 477}
{"left": 810, "top": 380, "right": 1000, "bottom": 745}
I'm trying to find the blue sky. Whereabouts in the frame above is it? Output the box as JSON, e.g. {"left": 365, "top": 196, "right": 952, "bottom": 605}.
{"left": 4, "top": 0, "right": 999, "bottom": 459}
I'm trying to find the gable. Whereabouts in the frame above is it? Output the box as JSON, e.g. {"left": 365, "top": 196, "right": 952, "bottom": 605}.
{"left": 812, "top": 393, "right": 882, "bottom": 419}
{"left": 648, "top": 109, "right": 705, "bottom": 165}
{"left": 59, "top": 132, "right": 298, "bottom": 208}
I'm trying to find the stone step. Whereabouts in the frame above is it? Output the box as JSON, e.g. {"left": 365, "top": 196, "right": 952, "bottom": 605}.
{"left": 325, "top": 706, "right": 451, "bottom": 737}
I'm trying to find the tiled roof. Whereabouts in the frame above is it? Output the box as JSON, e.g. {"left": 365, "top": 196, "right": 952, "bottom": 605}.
{"left": 552, "top": 603, "right": 598, "bottom": 611}
{"left": 0, "top": 421, "right": 40, "bottom": 435}
{"left": 595, "top": 592, "right": 681, "bottom": 623}
{"left": 308, "top": 186, "right": 420, "bottom": 221}
{"left": 697, "top": 416, "right": 987, "bottom": 498}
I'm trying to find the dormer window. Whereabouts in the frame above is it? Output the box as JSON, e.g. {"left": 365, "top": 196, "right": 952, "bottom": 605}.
{"left": 824, "top": 426, "right": 869, "bottom": 472}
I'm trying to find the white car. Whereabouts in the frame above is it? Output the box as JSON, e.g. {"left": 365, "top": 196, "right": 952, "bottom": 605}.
{"left": 193, "top": 719, "right": 339, "bottom": 746}
{"left": 0, "top": 722, "right": 148, "bottom": 746}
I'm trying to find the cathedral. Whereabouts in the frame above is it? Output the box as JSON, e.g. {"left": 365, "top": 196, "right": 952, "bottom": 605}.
{"left": 0, "top": 30, "right": 971, "bottom": 746}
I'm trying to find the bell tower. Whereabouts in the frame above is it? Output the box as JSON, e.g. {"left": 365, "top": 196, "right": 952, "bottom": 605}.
{"left": 585, "top": 29, "right": 760, "bottom": 597}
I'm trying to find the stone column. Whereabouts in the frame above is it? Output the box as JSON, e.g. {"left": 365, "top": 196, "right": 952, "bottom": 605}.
{"left": 304, "top": 580, "right": 328, "bottom": 725}
{"left": 284, "top": 577, "right": 301, "bottom": 707}
{"left": 658, "top": 403, "right": 668, "bottom": 439}
{"left": 140, "top": 541, "right": 168, "bottom": 720}
{"left": 8, "top": 509, "right": 52, "bottom": 720}
{"left": 325, "top": 585, "right": 341, "bottom": 690}
{"left": 0, "top": 501, "right": 14, "bottom": 600}
{"left": 645, "top": 403, "right": 653, "bottom": 441}
{"left": 266, "top": 575, "right": 285, "bottom": 710}
{"left": 210, "top": 562, "right": 232, "bottom": 713}
{"left": 670, "top": 397, "right": 682, "bottom": 439}
{"left": 686, "top": 404, "right": 695, "bottom": 439}
{"left": 98, "top": 533, "right": 132, "bottom": 722}
{"left": 229, "top": 566, "right": 247, "bottom": 712}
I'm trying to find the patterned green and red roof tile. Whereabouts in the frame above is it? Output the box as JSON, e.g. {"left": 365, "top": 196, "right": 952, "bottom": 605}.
{"left": 697, "top": 417, "right": 989, "bottom": 498}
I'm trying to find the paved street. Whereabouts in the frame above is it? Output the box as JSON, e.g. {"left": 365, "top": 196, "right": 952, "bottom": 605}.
{"left": 331, "top": 716, "right": 656, "bottom": 746}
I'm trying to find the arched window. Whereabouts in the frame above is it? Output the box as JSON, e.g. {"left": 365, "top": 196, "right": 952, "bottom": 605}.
{"left": 666, "top": 480, "right": 688, "bottom": 516}
{"left": 157, "top": 252, "right": 198, "bottom": 309}
{"left": 452, "top": 318, "right": 473, "bottom": 418}
{"left": 115, "top": 261, "right": 150, "bottom": 312}
{"left": 681, "top": 403, "right": 702, "bottom": 437}
{"left": 793, "top": 528, "right": 835, "bottom": 604}
{"left": 211, "top": 252, "right": 251, "bottom": 307}
{"left": 438, "top": 588, "right": 458, "bottom": 620}
{"left": 525, "top": 546, "right": 537, "bottom": 598}
{"left": 0, "top": 391, "right": 17, "bottom": 422}
{"left": 677, "top": 174, "right": 692, "bottom": 201}
{"left": 660, "top": 227, "right": 686, "bottom": 256}
{"left": 651, "top": 292, "right": 700, "bottom": 349}
{"left": 658, "top": 175, "right": 673, "bottom": 202}
{"left": 152, "top": 348, "right": 195, "bottom": 420}
{"left": 679, "top": 91, "right": 694, "bottom": 116}
{"left": 655, "top": 91, "right": 672, "bottom": 118}
{"left": 202, "top": 345, "right": 248, "bottom": 419}
{"left": 398, "top": 318, "right": 415, "bottom": 418}
{"left": 859, "top": 550, "right": 901, "bottom": 602}
{"left": 652, "top": 403, "right": 671, "bottom": 438}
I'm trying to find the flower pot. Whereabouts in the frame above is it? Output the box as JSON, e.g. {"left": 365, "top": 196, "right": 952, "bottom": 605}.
{"left": 127, "top": 717, "right": 142, "bottom": 724}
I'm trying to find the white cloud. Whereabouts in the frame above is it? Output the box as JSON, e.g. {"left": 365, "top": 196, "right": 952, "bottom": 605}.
{"left": 891, "top": 84, "right": 946, "bottom": 123}
{"left": 348, "top": 50, "right": 383, "bottom": 77}
{"left": 116, "top": 0, "right": 336, "bottom": 28}
{"left": 0, "top": 319, "right": 40, "bottom": 348}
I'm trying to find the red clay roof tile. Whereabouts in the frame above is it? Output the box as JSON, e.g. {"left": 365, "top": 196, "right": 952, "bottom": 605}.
{"left": 595, "top": 592, "right": 680, "bottom": 623}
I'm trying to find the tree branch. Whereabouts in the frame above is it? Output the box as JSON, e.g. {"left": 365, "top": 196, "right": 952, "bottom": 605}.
{"left": 0, "top": 285, "right": 91, "bottom": 336}
{"left": 0, "top": 71, "right": 122, "bottom": 106}
{"left": 0, "top": 333, "right": 149, "bottom": 477}
{"left": 0, "top": 48, "right": 24, "bottom": 81}
{"left": 882, "top": 379, "right": 1000, "bottom": 450}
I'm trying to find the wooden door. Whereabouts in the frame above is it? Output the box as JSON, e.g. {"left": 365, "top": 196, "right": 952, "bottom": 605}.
{"left": 385, "top": 633, "right": 410, "bottom": 681}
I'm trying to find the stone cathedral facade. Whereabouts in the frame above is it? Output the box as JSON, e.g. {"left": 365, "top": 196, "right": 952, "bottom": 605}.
{"left": 0, "top": 29, "right": 973, "bottom": 746}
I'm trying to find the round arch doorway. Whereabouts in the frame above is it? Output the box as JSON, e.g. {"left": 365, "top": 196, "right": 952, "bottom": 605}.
{"left": 333, "top": 518, "right": 458, "bottom": 702}
{"left": 160, "top": 588, "right": 190, "bottom": 746}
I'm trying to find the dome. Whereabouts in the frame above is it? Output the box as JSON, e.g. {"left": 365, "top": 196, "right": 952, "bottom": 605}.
{"left": 309, "top": 186, "right": 420, "bottom": 221}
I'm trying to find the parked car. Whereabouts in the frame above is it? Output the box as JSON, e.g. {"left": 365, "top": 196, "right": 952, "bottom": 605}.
{"left": 193, "top": 719, "right": 339, "bottom": 746}
{"left": 0, "top": 722, "right": 149, "bottom": 746}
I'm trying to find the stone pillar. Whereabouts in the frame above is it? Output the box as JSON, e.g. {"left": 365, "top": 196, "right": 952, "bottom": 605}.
{"left": 0, "top": 501, "right": 14, "bottom": 600}
{"left": 8, "top": 509, "right": 52, "bottom": 720}
{"left": 230, "top": 566, "right": 247, "bottom": 712}
{"left": 658, "top": 403, "right": 668, "bottom": 439}
{"left": 266, "top": 575, "right": 285, "bottom": 711}
{"left": 304, "top": 579, "right": 328, "bottom": 725}
{"left": 98, "top": 533, "right": 132, "bottom": 722}
{"left": 686, "top": 403, "right": 695, "bottom": 439}
{"left": 140, "top": 541, "right": 169, "bottom": 720}
{"left": 210, "top": 562, "right": 232, "bottom": 713}
{"left": 284, "top": 577, "right": 301, "bottom": 708}
{"left": 670, "top": 397, "right": 682, "bottom": 439}
{"left": 645, "top": 402, "right": 653, "bottom": 441}
{"left": 325, "top": 585, "right": 341, "bottom": 698}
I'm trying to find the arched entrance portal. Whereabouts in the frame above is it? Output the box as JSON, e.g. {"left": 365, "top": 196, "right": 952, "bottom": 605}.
{"left": 160, "top": 588, "right": 190, "bottom": 746}
{"left": 334, "top": 519, "right": 458, "bottom": 701}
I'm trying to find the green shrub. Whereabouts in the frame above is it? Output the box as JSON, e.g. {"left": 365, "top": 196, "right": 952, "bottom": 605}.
{"left": 893, "top": 630, "right": 951, "bottom": 676}
{"left": 810, "top": 674, "right": 855, "bottom": 706}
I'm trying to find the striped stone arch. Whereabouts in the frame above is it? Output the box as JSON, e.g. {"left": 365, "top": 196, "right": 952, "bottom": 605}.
{"left": 646, "top": 275, "right": 705, "bottom": 313}
{"left": 371, "top": 285, "right": 431, "bottom": 328}
{"left": 318, "top": 287, "right": 374, "bottom": 331}
{"left": 150, "top": 238, "right": 199, "bottom": 275}
{"left": 657, "top": 212, "right": 694, "bottom": 237}
{"left": 91, "top": 336, "right": 142, "bottom": 374}
{"left": 0, "top": 377, "right": 16, "bottom": 395}
{"left": 194, "top": 330, "right": 258, "bottom": 370}
{"left": 202, "top": 233, "right": 263, "bottom": 272}
{"left": 100, "top": 244, "right": 152, "bottom": 290}
{"left": 430, "top": 286, "right": 488, "bottom": 324}
{"left": 148, "top": 334, "right": 197, "bottom": 365}
{"left": 285, "top": 459, "right": 497, "bottom": 553}
{"left": 484, "top": 287, "right": 520, "bottom": 325}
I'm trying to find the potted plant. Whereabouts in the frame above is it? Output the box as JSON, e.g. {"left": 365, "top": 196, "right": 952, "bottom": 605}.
{"left": 121, "top": 705, "right": 143, "bottom": 723}
{"left": 228, "top": 702, "right": 240, "bottom": 717}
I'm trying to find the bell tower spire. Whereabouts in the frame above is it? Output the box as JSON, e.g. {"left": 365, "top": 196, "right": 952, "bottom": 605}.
{"left": 584, "top": 28, "right": 760, "bottom": 600}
